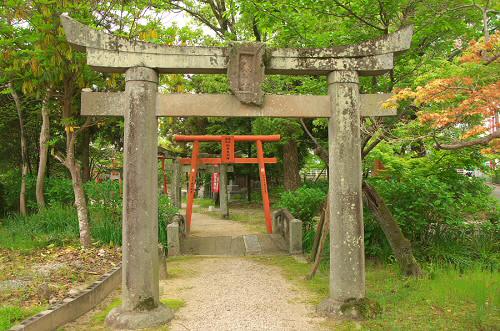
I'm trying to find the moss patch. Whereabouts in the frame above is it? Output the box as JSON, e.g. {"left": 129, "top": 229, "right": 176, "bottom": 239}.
{"left": 160, "top": 298, "right": 185, "bottom": 311}
{"left": 91, "top": 297, "right": 122, "bottom": 324}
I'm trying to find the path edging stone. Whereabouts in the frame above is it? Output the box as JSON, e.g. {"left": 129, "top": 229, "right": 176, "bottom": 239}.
{"left": 9, "top": 264, "right": 122, "bottom": 331}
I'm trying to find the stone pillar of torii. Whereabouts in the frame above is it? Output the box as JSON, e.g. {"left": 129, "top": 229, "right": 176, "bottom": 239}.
{"left": 60, "top": 14, "right": 412, "bottom": 328}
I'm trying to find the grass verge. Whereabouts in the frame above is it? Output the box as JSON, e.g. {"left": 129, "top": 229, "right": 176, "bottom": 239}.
{"left": 0, "top": 305, "right": 46, "bottom": 331}
{"left": 253, "top": 255, "right": 500, "bottom": 330}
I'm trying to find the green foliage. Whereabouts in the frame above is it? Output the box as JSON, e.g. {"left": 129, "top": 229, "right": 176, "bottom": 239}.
{"left": 0, "top": 204, "right": 79, "bottom": 250}
{"left": 44, "top": 178, "right": 74, "bottom": 206}
{"left": 0, "top": 171, "right": 74, "bottom": 215}
{"left": 158, "top": 194, "right": 178, "bottom": 251}
{"left": 0, "top": 180, "right": 178, "bottom": 249}
{"left": 0, "top": 305, "right": 45, "bottom": 331}
{"left": 364, "top": 143, "right": 499, "bottom": 269}
{"left": 277, "top": 186, "right": 326, "bottom": 230}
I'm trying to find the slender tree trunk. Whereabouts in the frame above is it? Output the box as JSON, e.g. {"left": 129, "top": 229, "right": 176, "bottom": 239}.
{"left": 481, "top": 7, "right": 490, "bottom": 42}
{"left": 308, "top": 199, "right": 329, "bottom": 279}
{"left": 309, "top": 200, "right": 327, "bottom": 261}
{"left": 10, "top": 83, "right": 28, "bottom": 216}
{"left": 363, "top": 182, "right": 422, "bottom": 276}
{"left": 67, "top": 157, "right": 91, "bottom": 247}
{"left": 56, "top": 79, "right": 92, "bottom": 247}
{"left": 80, "top": 128, "right": 91, "bottom": 183}
{"left": 283, "top": 140, "right": 301, "bottom": 191}
{"left": 36, "top": 90, "right": 52, "bottom": 209}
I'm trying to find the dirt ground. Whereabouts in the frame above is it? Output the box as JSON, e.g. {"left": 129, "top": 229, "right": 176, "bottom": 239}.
{"left": 189, "top": 212, "right": 257, "bottom": 237}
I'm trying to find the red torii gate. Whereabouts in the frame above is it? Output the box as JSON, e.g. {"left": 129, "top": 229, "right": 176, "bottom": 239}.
{"left": 175, "top": 134, "right": 280, "bottom": 234}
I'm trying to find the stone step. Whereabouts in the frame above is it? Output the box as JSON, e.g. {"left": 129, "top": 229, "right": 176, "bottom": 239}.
{"left": 180, "top": 234, "right": 288, "bottom": 256}
{"left": 243, "top": 235, "right": 261, "bottom": 255}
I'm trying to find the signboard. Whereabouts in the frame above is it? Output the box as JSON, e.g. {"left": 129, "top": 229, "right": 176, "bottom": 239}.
{"left": 211, "top": 172, "right": 220, "bottom": 193}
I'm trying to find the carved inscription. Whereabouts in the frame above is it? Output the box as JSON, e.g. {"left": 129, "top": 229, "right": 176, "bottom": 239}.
{"left": 228, "top": 42, "right": 266, "bottom": 106}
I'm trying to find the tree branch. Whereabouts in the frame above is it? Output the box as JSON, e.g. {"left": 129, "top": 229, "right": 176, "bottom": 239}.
{"left": 436, "top": 130, "right": 500, "bottom": 150}
{"left": 300, "top": 119, "right": 329, "bottom": 164}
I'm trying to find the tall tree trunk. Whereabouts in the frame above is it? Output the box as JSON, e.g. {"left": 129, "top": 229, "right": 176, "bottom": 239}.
{"left": 10, "top": 83, "right": 28, "bottom": 216}
{"left": 55, "top": 78, "right": 92, "bottom": 247}
{"left": 363, "top": 182, "right": 422, "bottom": 276}
{"left": 283, "top": 140, "right": 301, "bottom": 191}
{"left": 36, "top": 90, "right": 52, "bottom": 209}
{"left": 67, "top": 157, "right": 91, "bottom": 247}
{"left": 80, "top": 128, "right": 91, "bottom": 183}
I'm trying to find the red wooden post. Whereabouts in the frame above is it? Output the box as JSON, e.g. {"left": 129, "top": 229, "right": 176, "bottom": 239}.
{"left": 185, "top": 141, "right": 200, "bottom": 233}
{"left": 175, "top": 135, "right": 280, "bottom": 234}
{"left": 161, "top": 157, "right": 168, "bottom": 195}
{"left": 256, "top": 140, "right": 273, "bottom": 233}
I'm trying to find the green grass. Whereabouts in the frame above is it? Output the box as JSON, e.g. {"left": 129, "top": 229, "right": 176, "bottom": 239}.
{"left": 0, "top": 205, "right": 79, "bottom": 251}
{"left": 0, "top": 305, "right": 45, "bottom": 331}
{"left": 91, "top": 297, "right": 186, "bottom": 328}
{"left": 91, "top": 297, "right": 122, "bottom": 324}
{"left": 194, "top": 198, "right": 215, "bottom": 208}
{"left": 253, "top": 256, "right": 500, "bottom": 330}
{"left": 161, "top": 298, "right": 186, "bottom": 311}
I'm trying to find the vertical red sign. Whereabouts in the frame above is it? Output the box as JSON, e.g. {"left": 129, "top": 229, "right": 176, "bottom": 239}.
{"left": 212, "top": 172, "right": 220, "bottom": 193}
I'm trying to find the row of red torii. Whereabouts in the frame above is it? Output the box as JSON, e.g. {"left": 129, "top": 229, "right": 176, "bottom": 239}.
{"left": 61, "top": 14, "right": 413, "bottom": 329}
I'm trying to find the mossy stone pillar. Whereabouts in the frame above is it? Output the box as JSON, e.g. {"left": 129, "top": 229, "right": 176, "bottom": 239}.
{"left": 319, "top": 70, "right": 365, "bottom": 316}
{"left": 106, "top": 67, "right": 173, "bottom": 329}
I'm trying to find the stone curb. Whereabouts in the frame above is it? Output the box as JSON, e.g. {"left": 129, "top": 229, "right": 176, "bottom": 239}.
{"left": 9, "top": 264, "right": 122, "bottom": 331}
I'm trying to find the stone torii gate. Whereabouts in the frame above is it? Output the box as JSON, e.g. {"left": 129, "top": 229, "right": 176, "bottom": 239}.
{"left": 60, "top": 14, "right": 412, "bottom": 328}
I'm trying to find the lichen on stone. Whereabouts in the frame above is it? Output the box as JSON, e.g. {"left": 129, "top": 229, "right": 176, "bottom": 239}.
{"left": 135, "top": 296, "right": 156, "bottom": 311}
{"left": 340, "top": 297, "right": 381, "bottom": 320}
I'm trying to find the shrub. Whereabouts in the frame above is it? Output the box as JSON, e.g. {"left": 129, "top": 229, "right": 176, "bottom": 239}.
{"left": 0, "top": 204, "right": 79, "bottom": 249}
{"left": 366, "top": 172, "right": 499, "bottom": 269}
{"left": 85, "top": 180, "right": 123, "bottom": 246}
{"left": 45, "top": 178, "right": 74, "bottom": 206}
{"left": 0, "top": 179, "right": 179, "bottom": 250}
{"left": 277, "top": 186, "right": 326, "bottom": 230}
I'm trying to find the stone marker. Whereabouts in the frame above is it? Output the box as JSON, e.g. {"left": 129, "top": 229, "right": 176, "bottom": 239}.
{"left": 167, "top": 222, "right": 180, "bottom": 257}
{"left": 289, "top": 219, "right": 303, "bottom": 254}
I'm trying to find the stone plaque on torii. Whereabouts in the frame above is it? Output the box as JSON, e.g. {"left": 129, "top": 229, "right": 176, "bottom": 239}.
{"left": 60, "top": 14, "right": 412, "bottom": 329}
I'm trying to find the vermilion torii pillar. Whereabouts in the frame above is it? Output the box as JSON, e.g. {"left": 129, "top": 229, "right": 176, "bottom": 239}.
{"left": 60, "top": 13, "right": 412, "bottom": 327}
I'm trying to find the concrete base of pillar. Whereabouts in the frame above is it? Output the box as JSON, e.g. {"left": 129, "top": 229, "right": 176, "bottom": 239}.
{"left": 318, "top": 297, "right": 381, "bottom": 320}
{"left": 105, "top": 304, "right": 174, "bottom": 330}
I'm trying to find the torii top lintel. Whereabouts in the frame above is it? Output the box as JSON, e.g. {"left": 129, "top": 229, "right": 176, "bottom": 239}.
{"left": 60, "top": 14, "right": 413, "bottom": 76}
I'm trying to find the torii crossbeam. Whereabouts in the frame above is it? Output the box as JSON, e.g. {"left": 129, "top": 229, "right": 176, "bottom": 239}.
{"left": 60, "top": 13, "right": 413, "bottom": 328}
{"left": 176, "top": 134, "right": 279, "bottom": 234}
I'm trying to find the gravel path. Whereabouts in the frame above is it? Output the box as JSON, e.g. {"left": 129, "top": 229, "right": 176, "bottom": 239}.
{"left": 189, "top": 212, "right": 256, "bottom": 237}
{"left": 162, "top": 257, "right": 326, "bottom": 331}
